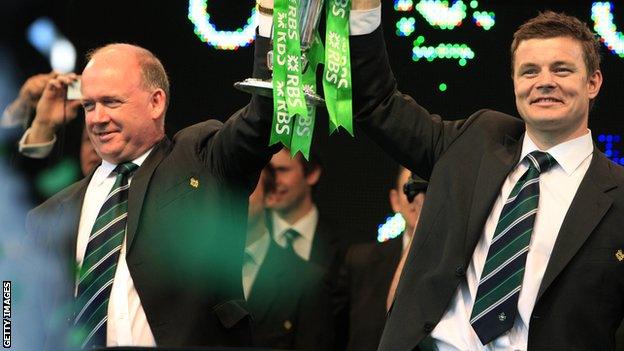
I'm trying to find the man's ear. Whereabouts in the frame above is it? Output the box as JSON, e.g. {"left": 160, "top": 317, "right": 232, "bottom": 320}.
{"left": 305, "top": 166, "right": 321, "bottom": 187}
{"left": 150, "top": 88, "right": 166, "bottom": 120}
{"left": 587, "top": 69, "right": 603, "bottom": 99}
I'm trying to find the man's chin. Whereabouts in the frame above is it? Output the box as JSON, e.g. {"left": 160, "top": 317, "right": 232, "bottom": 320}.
{"left": 98, "top": 150, "right": 125, "bottom": 164}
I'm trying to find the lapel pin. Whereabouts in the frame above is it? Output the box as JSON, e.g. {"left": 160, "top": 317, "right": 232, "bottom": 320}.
{"left": 616, "top": 249, "right": 624, "bottom": 262}
{"left": 190, "top": 177, "right": 199, "bottom": 188}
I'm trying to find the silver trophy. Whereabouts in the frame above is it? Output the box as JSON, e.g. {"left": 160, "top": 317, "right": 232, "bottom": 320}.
{"left": 234, "top": 0, "right": 325, "bottom": 106}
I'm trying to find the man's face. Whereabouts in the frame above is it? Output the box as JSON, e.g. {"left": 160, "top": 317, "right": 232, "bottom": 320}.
{"left": 266, "top": 149, "right": 319, "bottom": 214}
{"left": 390, "top": 168, "right": 424, "bottom": 231}
{"left": 81, "top": 47, "right": 164, "bottom": 164}
{"left": 513, "top": 37, "right": 602, "bottom": 144}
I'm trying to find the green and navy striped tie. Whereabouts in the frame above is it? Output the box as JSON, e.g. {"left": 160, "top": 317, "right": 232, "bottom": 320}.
{"left": 470, "top": 151, "right": 555, "bottom": 345}
{"left": 73, "top": 162, "right": 138, "bottom": 349}
{"left": 283, "top": 228, "right": 300, "bottom": 252}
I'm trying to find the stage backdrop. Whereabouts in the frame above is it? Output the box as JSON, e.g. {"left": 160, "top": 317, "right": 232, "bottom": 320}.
{"left": 1, "top": 0, "right": 622, "bottom": 244}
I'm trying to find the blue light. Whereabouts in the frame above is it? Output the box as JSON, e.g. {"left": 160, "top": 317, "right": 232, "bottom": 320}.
{"left": 597, "top": 133, "right": 623, "bottom": 164}
{"left": 27, "top": 17, "right": 57, "bottom": 55}
{"left": 377, "top": 213, "right": 406, "bottom": 242}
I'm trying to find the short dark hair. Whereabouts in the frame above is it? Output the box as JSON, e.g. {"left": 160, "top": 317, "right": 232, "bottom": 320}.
{"left": 292, "top": 148, "right": 322, "bottom": 177}
{"left": 510, "top": 11, "right": 601, "bottom": 77}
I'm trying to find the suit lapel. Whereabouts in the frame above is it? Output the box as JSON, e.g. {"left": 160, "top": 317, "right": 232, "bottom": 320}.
{"left": 537, "top": 149, "right": 616, "bottom": 300}
{"left": 58, "top": 176, "right": 92, "bottom": 271}
{"left": 248, "top": 243, "right": 286, "bottom": 322}
{"left": 126, "top": 138, "right": 170, "bottom": 251}
{"left": 464, "top": 135, "right": 522, "bottom": 260}
{"left": 310, "top": 219, "right": 329, "bottom": 266}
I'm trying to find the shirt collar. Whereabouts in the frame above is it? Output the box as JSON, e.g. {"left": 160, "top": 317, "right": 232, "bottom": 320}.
{"left": 520, "top": 130, "right": 593, "bottom": 175}
{"left": 91, "top": 148, "right": 153, "bottom": 186}
{"left": 244, "top": 229, "right": 271, "bottom": 267}
{"left": 272, "top": 205, "right": 319, "bottom": 243}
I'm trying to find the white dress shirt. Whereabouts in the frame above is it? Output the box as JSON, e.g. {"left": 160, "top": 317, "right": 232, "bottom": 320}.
{"left": 18, "top": 127, "right": 57, "bottom": 159}
{"left": 427, "top": 132, "right": 593, "bottom": 351}
{"left": 271, "top": 206, "right": 319, "bottom": 261}
{"left": 76, "top": 150, "right": 156, "bottom": 347}
{"left": 242, "top": 230, "right": 271, "bottom": 299}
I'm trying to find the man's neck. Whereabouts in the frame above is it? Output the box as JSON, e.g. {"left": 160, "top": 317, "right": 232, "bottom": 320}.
{"left": 405, "top": 225, "right": 415, "bottom": 239}
{"left": 526, "top": 125, "right": 589, "bottom": 150}
{"left": 276, "top": 199, "right": 314, "bottom": 225}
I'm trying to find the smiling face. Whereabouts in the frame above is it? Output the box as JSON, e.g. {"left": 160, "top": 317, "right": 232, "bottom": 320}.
{"left": 513, "top": 36, "right": 602, "bottom": 147}
{"left": 81, "top": 45, "right": 166, "bottom": 164}
{"left": 267, "top": 149, "right": 320, "bottom": 215}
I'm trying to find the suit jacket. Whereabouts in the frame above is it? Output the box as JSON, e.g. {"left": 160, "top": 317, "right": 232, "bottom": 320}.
{"left": 334, "top": 237, "right": 403, "bottom": 351}
{"left": 25, "top": 35, "right": 277, "bottom": 349}
{"left": 247, "top": 241, "right": 333, "bottom": 350}
{"left": 351, "top": 28, "right": 624, "bottom": 351}
{"left": 310, "top": 214, "right": 344, "bottom": 269}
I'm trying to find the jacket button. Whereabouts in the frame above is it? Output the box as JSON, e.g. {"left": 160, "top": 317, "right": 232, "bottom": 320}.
{"left": 423, "top": 322, "right": 434, "bottom": 333}
{"left": 455, "top": 266, "right": 465, "bottom": 277}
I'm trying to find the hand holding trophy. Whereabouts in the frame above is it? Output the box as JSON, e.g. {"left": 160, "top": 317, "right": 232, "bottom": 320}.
{"left": 235, "top": 0, "right": 352, "bottom": 159}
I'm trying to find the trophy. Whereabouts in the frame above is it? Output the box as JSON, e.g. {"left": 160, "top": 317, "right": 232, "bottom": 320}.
{"left": 234, "top": 0, "right": 325, "bottom": 106}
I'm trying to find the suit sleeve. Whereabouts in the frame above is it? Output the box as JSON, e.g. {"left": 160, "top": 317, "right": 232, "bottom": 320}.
{"left": 350, "top": 27, "right": 473, "bottom": 180}
{"left": 196, "top": 34, "right": 279, "bottom": 188}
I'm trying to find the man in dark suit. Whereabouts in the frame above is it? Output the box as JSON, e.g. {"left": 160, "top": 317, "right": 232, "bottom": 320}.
{"left": 346, "top": 1, "right": 624, "bottom": 350}
{"left": 334, "top": 167, "right": 427, "bottom": 351}
{"left": 243, "top": 169, "right": 333, "bottom": 350}
{"left": 24, "top": 32, "right": 276, "bottom": 349}
{"left": 266, "top": 148, "right": 342, "bottom": 268}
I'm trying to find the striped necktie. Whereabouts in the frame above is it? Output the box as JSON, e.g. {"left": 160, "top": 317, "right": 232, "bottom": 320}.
{"left": 283, "top": 228, "right": 300, "bottom": 252}
{"left": 73, "top": 162, "right": 138, "bottom": 349}
{"left": 470, "top": 151, "right": 555, "bottom": 345}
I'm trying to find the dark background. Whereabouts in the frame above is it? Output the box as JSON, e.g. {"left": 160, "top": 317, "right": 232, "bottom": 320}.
{"left": 1, "top": 1, "right": 623, "bottom": 244}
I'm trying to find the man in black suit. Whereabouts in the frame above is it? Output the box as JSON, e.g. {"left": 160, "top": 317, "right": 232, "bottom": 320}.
{"left": 347, "top": 1, "right": 624, "bottom": 350}
{"left": 243, "top": 169, "right": 333, "bottom": 350}
{"left": 334, "top": 167, "right": 427, "bottom": 351}
{"left": 24, "top": 32, "right": 276, "bottom": 349}
{"left": 266, "top": 148, "right": 341, "bottom": 268}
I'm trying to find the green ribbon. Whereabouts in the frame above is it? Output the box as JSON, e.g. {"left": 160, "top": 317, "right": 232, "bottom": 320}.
{"left": 271, "top": 0, "right": 352, "bottom": 159}
{"left": 323, "top": 0, "right": 352, "bottom": 135}
{"left": 272, "top": 0, "right": 308, "bottom": 151}
{"left": 291, "top": 33, "right": 324, "bottom": 159}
